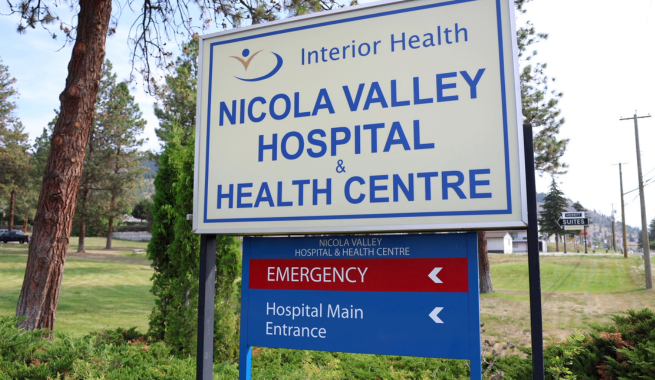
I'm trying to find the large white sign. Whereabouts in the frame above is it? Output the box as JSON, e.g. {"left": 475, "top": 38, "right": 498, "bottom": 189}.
{"left": 194, "top": 0, "right": 526, "bottom": 234}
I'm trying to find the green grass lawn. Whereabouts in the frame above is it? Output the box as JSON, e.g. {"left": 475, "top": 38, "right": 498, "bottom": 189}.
{"left": 482, "top": 254, "right": 654, "bottom": 344}
{"left": 0, "top": 238, "right": 154, "bottom": 337}
{"left": 491, "top": 255, "right": 642, "bottom": 293}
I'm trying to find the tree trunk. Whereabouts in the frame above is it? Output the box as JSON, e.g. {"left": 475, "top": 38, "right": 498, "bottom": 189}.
{"left": 23, "top": 218, "right": 28, "bottom": 232}
{"left": 15, "top": 0, "right": 112, "bottom": 332}
{"left": 105, "top": 215, "right": 113, "bottom": 249}
{"left": 78, "top": 221, "right": 87, "bottom": 253}
{"left": 77, "top": 187, "right": 89, "bottom": 253}
{"left": 77, "top": 123, "right": 95, "bottom": 254}
{"left": 8, "top": 189, "right": 15, "bottom": 231}
{"left": 478, "top": 231, "right": 493, "bottom": 293}
{"left": 555, "top": 233, "right": 560, "bottom": 252}
{"left": 105, "top": 194, "right": 116, "bottom": 249}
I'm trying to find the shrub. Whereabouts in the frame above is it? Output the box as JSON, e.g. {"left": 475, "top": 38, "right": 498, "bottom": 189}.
{"left": 250, "top": 348, "right": 472, "bottom": 379}
{"left": 494, "top": 309, "right": 655, "bottom": 380}
{"left": 0, "top": 317, "right": 470, "bottom": 380}
{"left": 147, "top": 121, "right": 241, "bottom": 361}
{"left": 0, "top": 317, "right": 208, "bottom": 380}
{"left": 575, "top": 308, "right": 655, "bottom": 379}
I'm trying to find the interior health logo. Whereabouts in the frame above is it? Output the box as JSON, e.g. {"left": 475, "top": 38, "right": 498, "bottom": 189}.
{"left": 231, "top": 48, "right": 283, "bottom": 82}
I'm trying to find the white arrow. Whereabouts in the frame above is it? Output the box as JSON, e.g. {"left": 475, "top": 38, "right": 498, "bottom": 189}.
{"left": 429, "top": 307, "right": 444, "bottom": 324}
{"left": 428, "top": 267, "right": 443, "bottom": 283}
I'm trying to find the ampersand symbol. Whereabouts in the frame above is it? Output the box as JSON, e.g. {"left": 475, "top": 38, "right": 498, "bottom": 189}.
{"left": 336, "top": 159, "right": 346, "bottom": 173}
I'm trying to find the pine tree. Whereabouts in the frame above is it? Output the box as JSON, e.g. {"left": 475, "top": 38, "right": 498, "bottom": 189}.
{"left": 539, "top": 178, "right": 568, "bottom": 251}
{"left": 13, "top": 117, "right": 57, "bottom": 233}
{"left": 515, "top": 0, "right": 569, "bottom": 176}
{"left": 31, "top": 116, "right": 56, "bottom": 190}
{"left": 572, "top": 201, "right": 587, "bottom": 214}
{"left": 0, "top": 59, "right": 30, "bottom": 232}
{"left": 95, "top": 65, "right": 147, "bottom": 249}
{"left": 75, "top": 62, "right": 121, "bottom": 252}
{"left": 0, "top": 58, "right": 19, "bottom": 129}
{"left": 152, "top": 39, "right": 198, "bottom": 145}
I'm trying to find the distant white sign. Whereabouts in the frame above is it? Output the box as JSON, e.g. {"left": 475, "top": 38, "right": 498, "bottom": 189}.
{"left": 563, "top": 212, "right": 585, "bottom": 219}
{"left": 194, "top": 0, "right": 525, "bottom": 234}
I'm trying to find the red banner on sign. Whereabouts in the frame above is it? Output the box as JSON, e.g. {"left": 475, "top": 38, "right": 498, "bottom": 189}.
{"left": 249, "top": 258, "right": 468, "bottom": 292}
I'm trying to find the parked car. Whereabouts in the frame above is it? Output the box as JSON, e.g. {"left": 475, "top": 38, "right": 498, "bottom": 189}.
{"left": 0, "top": 230, "right": 30, "bottom": 244}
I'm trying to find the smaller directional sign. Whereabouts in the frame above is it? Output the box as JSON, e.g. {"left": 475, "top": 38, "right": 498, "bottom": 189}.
{"left": 562, "top": 212, "right": 586, "bottom": 219}
{"left": 558, "top": 217, "right": 589, "bottom": 228}
{"left": 564, "top": 225, "right": 584, "bottom": 231}
{"left": 241, "top": 233, "right": 481, "bottom": 362}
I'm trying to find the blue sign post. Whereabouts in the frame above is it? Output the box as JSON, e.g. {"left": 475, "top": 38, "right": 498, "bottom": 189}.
{"left": 239, "top": 232, "right": 481, "bottom": 379}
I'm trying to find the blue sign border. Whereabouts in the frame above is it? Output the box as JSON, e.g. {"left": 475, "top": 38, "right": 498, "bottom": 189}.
{"left": 203, "top": 0, "right": 512, "bottom": 224}
{"left": 238, "top": 232, "right": 482, "bottom": 379}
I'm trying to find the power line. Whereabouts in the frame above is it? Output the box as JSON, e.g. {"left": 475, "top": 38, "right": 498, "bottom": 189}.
{"left": 623, "top": 174, "right": 655, "bottom": 195}
{"left": 625, "top": 193, "right": 640, "bottom": 207}
{"left": 641, "top": 165, "right": 655, "bottom": 178}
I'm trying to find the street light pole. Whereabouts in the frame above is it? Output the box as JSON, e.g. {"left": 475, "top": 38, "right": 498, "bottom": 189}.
{"left": 620, "top": 112, "right": 652, "bottom": 289}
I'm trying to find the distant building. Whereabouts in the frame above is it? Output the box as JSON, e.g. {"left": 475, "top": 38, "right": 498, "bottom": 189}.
{"left": 485, "top": 230, "right": 547, "bottom": 254}
{"left": 508, "top": 230, "right": 528, "bottom": 252}
{"left": 486, "top": 231, "right": 512, "bottom": 254}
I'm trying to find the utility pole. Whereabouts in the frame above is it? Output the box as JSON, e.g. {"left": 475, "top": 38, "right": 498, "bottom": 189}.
{"left": 611, "top": 204, "right": 616, "bottom": 252}
{"left": 620, "top": 112, "right": 652, "bottom": 289}
{"left": 613, "top": 163, "right": 629, "bottom": 258}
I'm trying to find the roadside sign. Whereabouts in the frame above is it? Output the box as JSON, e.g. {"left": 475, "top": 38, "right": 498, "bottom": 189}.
{"left": 239, "top": 232, "right": 481, "bottom": 378}
{"left": 564, "top": 225, "right": 584, "bottom": 231}
{"left": 562, "top": 212, "right": 585, "bottom": 219}
{"left": 558, "top": 217, "right": 588, "bottom": 228}
{"left": 194, "top": 0, "right": 525, "bottom": 234}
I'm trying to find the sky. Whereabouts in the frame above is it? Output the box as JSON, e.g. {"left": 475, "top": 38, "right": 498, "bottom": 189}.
{"left": 1, "top": 0, "right": 654, "bottom": 228}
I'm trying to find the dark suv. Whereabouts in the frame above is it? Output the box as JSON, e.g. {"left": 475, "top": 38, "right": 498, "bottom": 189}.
{"left": 0, "top": 230, "right": 30, "bottom": 244}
